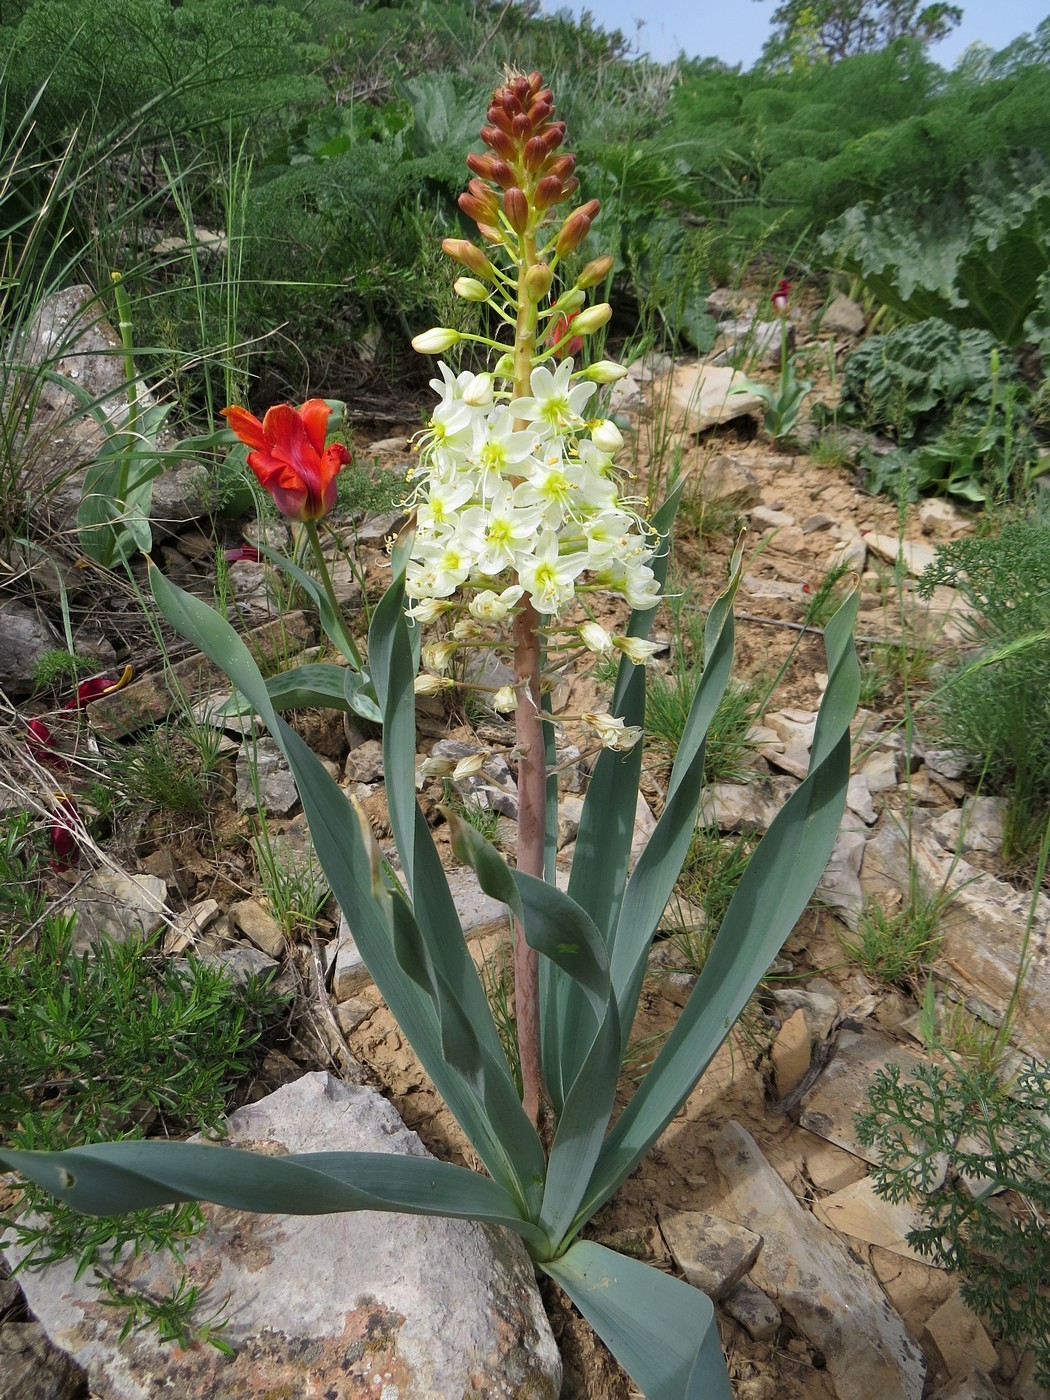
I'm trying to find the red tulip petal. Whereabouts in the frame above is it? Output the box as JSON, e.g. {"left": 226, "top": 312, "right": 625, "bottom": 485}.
{"left": 298, "top": 399, "right": 332, "bottom": 456}
{"left": 222, "top": 405, "right": 268, "bottom": 452}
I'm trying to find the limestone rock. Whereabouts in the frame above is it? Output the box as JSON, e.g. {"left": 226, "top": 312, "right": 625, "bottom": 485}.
{"left": 229, "top": 897, "right": 285, "bottom": 959}
{"left": 771, "top": 1009, "right": 812, "bottom": 1097}
{"left": 71, "top": 871, "right": 169, "bottom": 953}
{"left": 815, "top": 823, "right": 867, "bottom": 928}
{"left": 4, "top": 1072, "right": 561, "bottom": 1400}
{"left": 698, "top": 454, "right": 761, "bottom": 509}
{"left": 0, "top": 600, "right": 63, "bottom": 698}
{"left": 811, "top": 1176, "right": 927, "bottom": 1261}
{"left": 864, "top": 532, "right": 938, "bottom": 578}
{"left": 930, "top": 1369, "right": 1001, "bottom": 1400}
{"left": 332, "top": 913, "right": 371, "bottom": 1000}
{"left": 659, "top": 1209, "right": 762, "bottom": 1300}
{"left": 715, "top": 1121, "right": 925, "bottom": 1400}
{"left": 0, "top": 1320, "right": 86, "bottom": 1400}
{"left": 344, "top": 738, "right": 384, "bottom": 784}
{"left": 652, "top": 362, "right": 768, "bottom": 433}
{"left": 236, "top": 736, "right": 300, "bottom": 815}
{"left": 801, "top": 1134, "right": 868, "bottom": 1194}
{"left": 923, "top": 1292, "right": 998, "bottom": 1380}
{"left": 769, "top": 988, "right": 840, "bottom": 1041}
{"left": 928, "top": 797, "right": 1006, "bottom": 856}
{"left": 722, "top": 1278, "right": 782, "bottom": 1341}
{"left": 820, "top": 294, "right": 867, "bottom": 336}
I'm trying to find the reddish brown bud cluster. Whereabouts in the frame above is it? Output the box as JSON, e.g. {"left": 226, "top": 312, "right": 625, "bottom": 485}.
{"left": 455, "top": 71, "right": 592, "bottom": 248}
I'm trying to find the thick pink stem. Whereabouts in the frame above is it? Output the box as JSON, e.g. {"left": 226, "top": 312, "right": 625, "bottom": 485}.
{"left": 513, "top": 598, "right": 545, "bottom": 1125}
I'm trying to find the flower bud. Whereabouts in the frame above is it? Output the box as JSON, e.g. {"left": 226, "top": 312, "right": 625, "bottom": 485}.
{"left": 555, "top": 208, "right": 592, "bottom": 258}
{"left": 577, "top": 254, "right": 614, "bottom": 289}
{"left": 422, "top": 640, "right": 458, "bottom": 674}
{"left": 523, "top": 135, "right": 547, "bottom": 170}
{"left": 579, "top": 621, "right": 613, "bottom": 655}
{"left": 525, "top": 263, "right": 553, "bottom": 302}
{"left": 511, "top": 112, "right": 530, "bottom": 138}
{"left": 419, "top": 755, "right": 456, "bottom": 779}
{"left": 414, "top": 673, "right": 455, "bottom": 695}
{"left": 481, "top": 125, "right": 516, "bottom": 159}
{"left": 452, "top": 617, "right": 484, "bottom": 640}
{"left": 567, "top": 301, "right": 611, "bottom": 336}
{"left": 546, "top": 153, "right": 576, "bottom": 182}
{"left": 466, "top": 151, "right": 501, "bottom": 181}
{"left": 462, "top": 372, "right": 494, "bottom": 407}
{"left": 581, "top": 359, "right": 629, "bottom": 383}
{"left": 412, "top": 327, "right": 462, "bottom": 354}
{"left": 410, "top": 597, "right": 453, "bottom": 623}
{"left": 441, "top": 239, "right": 496, "bottom": 280}
{"left": 454, "top": 276, "right": 490, "bottom": 302}
{"left": 533, "top": 175, "right": 564, "bottom": 211}
{"left": 503, "top": 187, "right": 529, "bottom": 233}
{"left": 551, "top": 288, "right": 586, "bottom": 315}
{"left": 590, "top": 418, "right": 623, "bottom": 454}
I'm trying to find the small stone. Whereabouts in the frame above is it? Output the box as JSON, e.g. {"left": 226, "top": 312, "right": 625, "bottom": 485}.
{"left": 802, "top": 1135, "right": 868, "bottom": 1193}
{"left": 1012, "top": 1351, "right": 1050, "bottom": 1400}
{"left": 229, "top": 897, "right": 285, "bottom": 958}
{"left": 821, "top": 294, "right": 867, "bottom": 336}
{"left": 870, "top": 1245, "right": 953, "bottom": 1327}
{"left": 332, "top": 912, "right": 371, "bottom": 1000}
{"left": 343, "top": 738, "right": 384, "bottom": 784}
{"left": 750, "top": 505, "right": 796, "bottom": 530}
{"left": 918, "top": 498, "right": 968, "bottom": 536}
{"left": 652, "top": 362, "right": 767, "bottom": 433}
{"left": 722, "top": 1278, "right": 781, "bottom": 1341}
{"left": 864, "top": 532, "right": 938, "bottom": 578}
{"left": 930, "top": 1369, "right": 1001, "bottom": 1400}
{"left": 769, "top": 988, "right": 840, "bottom": 1041}
{"left": 923, "top": 1292, "right": 998, "bottom": 1379}
{"left": 659, "top": 1210, "right": 762, "bottom": 1300}
{"left": 334, "top": 996, "right": 372, "bottom": 1036}
{"left": 811, "top": 1176, "right": 927, "bottom": 1261}
{"left": 860, "top": 749, "right": 899, "bottom": 793}
{"left": 71, "top": 871, "right": 168, "bottom": 953}
{"left": 196, "top": 944, "right": 280, "bottom": 987}
{"left": 699, "top": 454, "right": 761, "bottom": 509}
{"left": 236, "top": 736, "right": 300, "bottom": 815}
{"left": 929, "top": 797, "right": 1006, "bottom": 856}
{"left": 802, "top": 513, "right": 838, "bottom": 533}
{"left": 925, "top": 749, "right": 971, "bottom": 781}
{"left": 771, "top": 1009, "right": 811, "bottom": 1097}
{"left": 846, "top": 772, "right": 878, "bottom": 824}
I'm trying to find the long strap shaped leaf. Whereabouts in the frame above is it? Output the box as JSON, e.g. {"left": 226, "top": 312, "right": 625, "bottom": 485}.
{"left": 451, "top": 819, "right": 622, "bottom": 1246}
{"left": 609, "top": 538, "right": 744, "bottom": 1052}
{"left": 545, "top": 482, "right": 684, "bottom": 1112}
{"left": 541, "top": 1241, "right": 733, "bottom": 1400}
{"left": 579, "top": 585, "right": 861, "bottom": 1227}
{"left": 148, "top": 566, "right": 545, "bottom": 1219}
{"left": 0, "top": 1141, "right": 549, "bottom": 1256}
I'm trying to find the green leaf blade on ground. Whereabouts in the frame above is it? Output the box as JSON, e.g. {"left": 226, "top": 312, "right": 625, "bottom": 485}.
{"left": 541, "top": 1240, "right": 732, "bottom": 1400}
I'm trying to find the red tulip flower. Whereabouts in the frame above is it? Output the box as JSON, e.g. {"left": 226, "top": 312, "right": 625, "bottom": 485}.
{"left": 772, "top": 279, "right": 792, "bottom": 317}
{"left": 222, "top": 400, "right": 350, "bottom": 522}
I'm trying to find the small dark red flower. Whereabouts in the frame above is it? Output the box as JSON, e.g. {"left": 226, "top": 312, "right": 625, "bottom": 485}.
{"left": 48, "top": 795, "right": 81, "bottom": 868}
{"left": 772, "top": 279, "right": 792, "bottom": 317}
{"left": 224, "top": 542, "right": 262, "bottom": 564}
{"left": 61, "top": 665, "right": 134, "bottom": 712}
{"left": 222, "top": 400, "right": 350, "bottom": 522}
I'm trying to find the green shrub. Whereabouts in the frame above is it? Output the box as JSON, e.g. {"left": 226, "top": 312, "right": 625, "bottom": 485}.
{"left": 918, "top": 517, "right": 1050, "bottom": 851}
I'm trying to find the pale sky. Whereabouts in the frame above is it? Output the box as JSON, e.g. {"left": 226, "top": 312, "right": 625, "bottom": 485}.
{"left": 544, "top": 2, "right": 1049, "bottom": 68}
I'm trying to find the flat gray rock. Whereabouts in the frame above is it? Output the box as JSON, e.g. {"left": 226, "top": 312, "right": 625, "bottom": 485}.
{"left": 4, "top": 1072, "right": 560, "bottom": 1399}
{"left": 715, "top": 1122, "right": 925, "bottom": 1400}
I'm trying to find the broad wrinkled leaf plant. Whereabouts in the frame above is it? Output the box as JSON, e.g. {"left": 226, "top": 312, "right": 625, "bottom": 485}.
{"left": 0, "top": 74, "right": 860, "bottom": 1398}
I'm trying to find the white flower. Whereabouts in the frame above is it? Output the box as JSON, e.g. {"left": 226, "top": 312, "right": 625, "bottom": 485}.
{"left": 509, "top": 360, "right": 596, "bottom": 438}
{"left": 517, "top": 532, "right": 588, "bottom": 615}
{"left": 613, "top": 634, "right": 660, "bottom": 665}
{"left": 422, "top": 640, "right": 457, "bottom": 674}
{"left": 582, "top": 712, "right": 643, "bottom": 751}
{"left": 491, "top": 685, "right": 518, "bottom": 713}
{"left": 581, "top": 359, "right": 629, "bottom": 383}
{"left": 452, "top": 753, "right": 488, "bottom": 780}
{"left": 408, "top": 597, "right": 453, "bottom": 623}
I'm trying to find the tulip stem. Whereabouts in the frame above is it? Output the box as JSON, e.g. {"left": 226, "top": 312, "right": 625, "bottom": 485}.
{"left": 303, "top": 520, "right": 364, "bottom": 670}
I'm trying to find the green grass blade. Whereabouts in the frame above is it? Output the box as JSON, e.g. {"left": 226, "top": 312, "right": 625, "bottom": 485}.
{"left": 541, "top": 1241, "right": 732, "bottom": 1400}
{"left": 580, "top": 587, "right": 861, "bottom": 1225}
{"left": 0, "top": 1143, "right": 547, "bottom": 1252}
